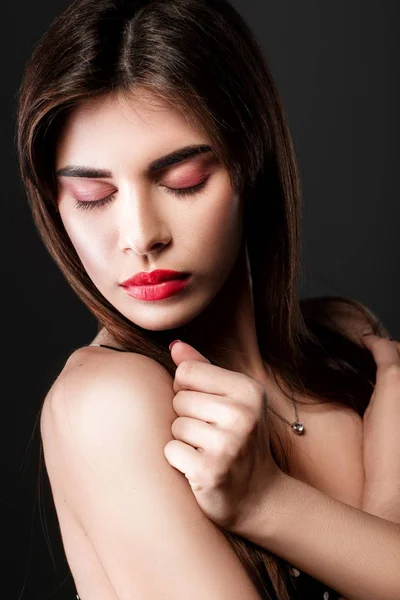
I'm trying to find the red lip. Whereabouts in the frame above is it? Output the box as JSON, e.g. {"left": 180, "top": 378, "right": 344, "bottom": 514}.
{"left": 120, "top": 269, "right": 189, "bottom": 286}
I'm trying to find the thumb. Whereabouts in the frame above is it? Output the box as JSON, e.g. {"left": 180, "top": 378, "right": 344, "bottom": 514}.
{"left": 169, "top": 340, "right": 211, "bottom": 366}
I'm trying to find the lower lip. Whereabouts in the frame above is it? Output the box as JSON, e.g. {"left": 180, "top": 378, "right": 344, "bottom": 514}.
{"left": 122, "top": 275, "right": 191, "bottom": 301}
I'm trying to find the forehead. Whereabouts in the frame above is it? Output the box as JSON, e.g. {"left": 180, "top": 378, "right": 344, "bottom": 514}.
{"left": 56, "top": 90, "right": 202, "bottom": 166}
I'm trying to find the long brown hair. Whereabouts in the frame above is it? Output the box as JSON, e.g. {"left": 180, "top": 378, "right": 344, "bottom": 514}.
{"left": 16, "top": 0, "right": 388, "bottom": 597}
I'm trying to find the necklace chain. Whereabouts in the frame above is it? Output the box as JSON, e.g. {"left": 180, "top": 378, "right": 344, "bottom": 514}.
{"left": 266, "top": 393, "right": 305, "bottom": 435}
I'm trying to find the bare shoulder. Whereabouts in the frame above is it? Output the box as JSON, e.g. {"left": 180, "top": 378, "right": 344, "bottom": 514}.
{"left": 40, "top": 347, "right": 261, "bottom": 599}
{"left": 289, "top": 296, "right": 386, "bottom": 508}
{"left": 40, "top": 345, "right": 180, "bottom": 509}
{"left": 44, "top": 344, "right": 173, "bottom": 409}
{"left": 41, "top": 344, "right": 176, "bottom": 447}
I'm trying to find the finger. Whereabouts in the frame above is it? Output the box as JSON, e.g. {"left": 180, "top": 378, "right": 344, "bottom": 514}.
{"left": 361, "top": 334, "right": 400, "bottom": 369}
{"left": 164, "top": 439, "right": 204, "bottom": 485}
{"left": 173, "top": 359, "right": 251, "bottom": 398}
{"left": 172, "top": 390, "right": 222, "bottom": 424}
{"left": 173, "top": 390, "right": 248, "bottom": 430}
{"left": 171, "top": 416, "right": 217, "bottom": 451}
{"left": 170, "top": 340, "right": 211, "bottom": 367}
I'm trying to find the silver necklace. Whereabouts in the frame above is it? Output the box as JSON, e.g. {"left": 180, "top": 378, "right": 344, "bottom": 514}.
{"left": 266, "top": 394, "right": 305, "bottom": 435}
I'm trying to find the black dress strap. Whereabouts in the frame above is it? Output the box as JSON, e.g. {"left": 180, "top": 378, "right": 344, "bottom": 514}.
{"left": 89, "top": 343, "right": 128, "bottom": 352}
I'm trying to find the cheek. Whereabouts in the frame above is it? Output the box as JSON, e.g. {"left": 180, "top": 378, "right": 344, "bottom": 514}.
{"left": 62, "top": 217, "right": 108, "bottom": 278}
{"left": 187, "top": 189, "right": 242, "bottom": 255}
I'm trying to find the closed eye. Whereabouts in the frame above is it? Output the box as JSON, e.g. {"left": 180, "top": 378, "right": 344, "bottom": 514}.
{"left": 163, "top": 178, "right": 208, "bottom": 197}
{"left": 74, "top": 178, "right": 209, "bottom": 211}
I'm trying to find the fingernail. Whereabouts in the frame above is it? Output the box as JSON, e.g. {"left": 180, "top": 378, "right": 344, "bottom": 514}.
{"left": 169, "top": 339, "right": 182, "bottom": 351}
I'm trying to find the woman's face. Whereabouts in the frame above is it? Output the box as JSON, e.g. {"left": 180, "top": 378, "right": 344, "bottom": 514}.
{"left": 56, "top": 90, "right": 244, "bottom": 331}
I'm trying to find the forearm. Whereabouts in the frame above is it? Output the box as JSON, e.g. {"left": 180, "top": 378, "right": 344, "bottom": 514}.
{"left": 235, "top": 473, "right": 400, "bottom": 600}
{"left": 337, "top": 492, "right": 400, "bottom": 600}
{"left": 361, "top": 483, "right": 400, "bottom": 525}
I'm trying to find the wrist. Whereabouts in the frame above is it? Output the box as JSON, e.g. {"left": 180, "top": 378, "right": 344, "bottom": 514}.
{"left": 231, "top": 469, "right": 291, "bottom": 541}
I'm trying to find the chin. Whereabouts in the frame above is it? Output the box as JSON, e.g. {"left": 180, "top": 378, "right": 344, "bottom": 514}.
{"left": 116, "top": 292, "right": 215, "bottom": 333}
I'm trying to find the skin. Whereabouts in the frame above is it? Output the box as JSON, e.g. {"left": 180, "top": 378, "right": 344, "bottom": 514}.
{"left": 52, "top": 89, "right": 400, "bottom": 600}
{"left": 56, "top": 88, "right": 292, "bottom": 420}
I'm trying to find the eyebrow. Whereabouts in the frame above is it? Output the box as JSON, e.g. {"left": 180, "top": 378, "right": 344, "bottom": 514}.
{"left": 56, "top": 144, "right": 214, "bottom": 178}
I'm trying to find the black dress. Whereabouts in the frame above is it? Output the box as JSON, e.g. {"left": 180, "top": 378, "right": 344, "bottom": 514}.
{"left": 73, "top": 343, "right": 341, "bottom": 600}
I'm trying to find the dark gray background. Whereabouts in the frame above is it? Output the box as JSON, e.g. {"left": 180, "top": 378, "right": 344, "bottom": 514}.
{"left": 3, "top": 1, "right": 399, "bottom": 598}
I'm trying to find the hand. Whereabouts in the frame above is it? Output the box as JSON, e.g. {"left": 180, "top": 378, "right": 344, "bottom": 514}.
{"left": 361, "top": 334, "right": 400, "bottom": 520}
{"left": 163, "top": 340, "right": 283, "bottom": 532}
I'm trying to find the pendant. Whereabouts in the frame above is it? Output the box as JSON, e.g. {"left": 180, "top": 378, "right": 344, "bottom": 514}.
{"left": 291, "top": 421, "right": 304, "bottom": 435}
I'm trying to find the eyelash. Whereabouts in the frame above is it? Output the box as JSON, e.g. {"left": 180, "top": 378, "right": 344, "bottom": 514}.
{"left": 74, "top": 178, "right": 209, "bottom": 211}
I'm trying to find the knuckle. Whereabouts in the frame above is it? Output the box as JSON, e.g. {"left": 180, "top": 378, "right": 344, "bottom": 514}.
{"left": 170, "top": 418, "right": 179, "bottom": 436}
{"left": 238, "top": 404, "right": 257, "bottom": 431}
{"left": 175, "top": 388, "right": 187, "bottom": 402}
{"left": 383, "top": 364, "right": 400, "bottom": 384}
{"left": 213, "top": 431, "right": 230, "bottom": 455}
{"left": 171, "top": 415, "right": 184, "bottom": 434}
{"left": 245, "top": 377, "right": 265, "bottom": 401}
{"left": 176, "top": 360, "right": 194, "bottom": 380}
{"left": 172, "top": 390, "right": 182, "bottom": 410}
{"left": 227, "top": 404, "right": 254, "bottom": 431}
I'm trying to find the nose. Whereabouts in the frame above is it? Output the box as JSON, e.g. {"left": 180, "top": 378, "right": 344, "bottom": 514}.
{"left": 117, "top": 185, "right": 171, "bottom": 256}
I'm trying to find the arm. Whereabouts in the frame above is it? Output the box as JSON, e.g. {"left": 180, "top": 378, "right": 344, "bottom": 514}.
{"left": 235, "top": 471, "right": 400, "bottom": 600}
{"left": 41, "top": 348, "right": 261, "bottom": 600}
{"left": 361, "top": 491, "right": 400, "bottom": 525}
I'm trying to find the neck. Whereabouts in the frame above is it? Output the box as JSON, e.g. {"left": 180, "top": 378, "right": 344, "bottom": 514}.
{"left": 176, "top": 239, "right": 267, "bottom": 380}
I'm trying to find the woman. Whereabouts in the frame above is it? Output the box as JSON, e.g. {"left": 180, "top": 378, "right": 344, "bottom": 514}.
{"left": 16, "top": 0, "right": 400, "bottom": 598}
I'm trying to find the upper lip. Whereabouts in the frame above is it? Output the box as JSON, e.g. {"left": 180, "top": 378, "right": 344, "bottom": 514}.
{"left": 120, "top": 269, "right": 189, "bottom": 286}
